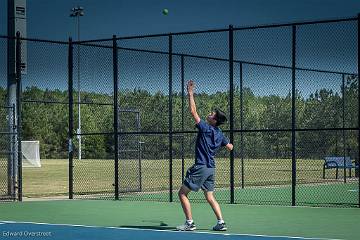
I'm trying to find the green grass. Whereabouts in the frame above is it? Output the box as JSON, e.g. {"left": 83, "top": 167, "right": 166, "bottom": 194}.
{"left": 1, "top": 158, "right": 358, "bottom": 206}
{"left": 9, "top": 160, "right": 359, "bottom": 190}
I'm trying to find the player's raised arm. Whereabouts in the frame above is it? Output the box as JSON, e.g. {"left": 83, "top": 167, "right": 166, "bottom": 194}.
{"left": 187, "top": 80, "right": 200, "bottom": 124}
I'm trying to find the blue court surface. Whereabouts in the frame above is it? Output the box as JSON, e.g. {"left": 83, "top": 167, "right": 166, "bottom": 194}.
{"left": 0, "top": 221, "right": 336, "bottom": 240}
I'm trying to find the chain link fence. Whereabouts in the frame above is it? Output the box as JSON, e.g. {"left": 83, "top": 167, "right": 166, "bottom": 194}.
{"left": 0, "top": 103, "right": 14, "bottom": 201}
{"left": 0, "top": 36, "right": 15, "bottom": 201}
{"left": 294, "top": 20, "right": 359, "bottom": 207}
{"left": 19, "top": 38, "right": 69, "bottom": 198}
{"left": 0, "top": 16, "right": 359, "bottom": 207}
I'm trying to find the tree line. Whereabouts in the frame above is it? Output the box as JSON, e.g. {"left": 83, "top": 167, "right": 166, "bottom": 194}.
{"left": 0, "top": 75, "right": 358, "bottom": 160}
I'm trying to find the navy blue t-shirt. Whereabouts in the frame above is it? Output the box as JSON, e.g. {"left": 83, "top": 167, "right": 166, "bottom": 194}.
{"left": 195, "top": 119, "right": 229, "bottom": 168}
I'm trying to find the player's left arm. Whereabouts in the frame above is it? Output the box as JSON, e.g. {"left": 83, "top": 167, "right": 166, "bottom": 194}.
{"left": 225, "top": 143, "right": 233, "bottom": 151}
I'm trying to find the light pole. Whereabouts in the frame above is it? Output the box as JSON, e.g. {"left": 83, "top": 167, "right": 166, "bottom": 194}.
{"left": 70, "top": 6, "right": 84, "bottom": 160}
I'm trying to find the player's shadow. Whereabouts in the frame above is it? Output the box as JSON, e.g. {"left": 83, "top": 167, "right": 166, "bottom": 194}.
{"left": 119, "top": 222, "right": 208, "bottom": 231}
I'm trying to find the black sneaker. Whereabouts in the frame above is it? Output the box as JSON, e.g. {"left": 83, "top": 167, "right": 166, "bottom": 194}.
{"left": 213, "top": 222, "right": 227, "bottom": 231}
{"left": 176, "top": 221, "right": 196, "bottom": 231}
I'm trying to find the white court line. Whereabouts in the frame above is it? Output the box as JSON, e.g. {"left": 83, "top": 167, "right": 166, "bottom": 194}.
{"left": 0, "top": 220, "right": 343, "bottom": 240}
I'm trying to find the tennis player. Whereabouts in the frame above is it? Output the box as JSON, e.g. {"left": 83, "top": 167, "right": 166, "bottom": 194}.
{"left": 177, "top": 80, "right": 233, "bottom": 231}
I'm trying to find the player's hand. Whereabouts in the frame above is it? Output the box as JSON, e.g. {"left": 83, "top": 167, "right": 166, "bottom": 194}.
{"left": 226, "top": 143, "right": 234, "bottom": 151}
{"left": 187, "top": 80, "right": 195, "bottom": 93}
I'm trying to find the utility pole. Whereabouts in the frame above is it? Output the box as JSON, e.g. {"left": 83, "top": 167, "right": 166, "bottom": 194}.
{"left": 7, "top": 0, "right": 27, "bottom": 200}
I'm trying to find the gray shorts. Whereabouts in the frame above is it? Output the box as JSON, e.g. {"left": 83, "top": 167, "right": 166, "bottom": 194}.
{"left": 183, "top": 164, "right": 215, "bottom": 192}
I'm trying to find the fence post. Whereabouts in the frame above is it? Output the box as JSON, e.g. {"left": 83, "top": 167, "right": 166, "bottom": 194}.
{"left": 229, "top": 25, "right": 235, "bottom": 204}
{"left": 68, "top": 37, "right": 74, "bottom": 199}
{"left": 15, "top": 31, "right": 22, "bottom": 201}
{"left": 113, "top": 35, "right": 119, "bottom": 200}
{"left": 342, "top": 74, "right": 347, "bottom": 183}
{"left": 240, "top": 62, "right": 244, "bottom": 189}
{"left": 357, "top": 13, "right": 360, "bottom": 208}
{"left": 168, "top": 34, "right": 173, "bottom": 202}
{"left": 181, "top": 55, "right": 185, "bottom": 181}
{"left": 291, "top": 24, "right": 297, "bottom": 206}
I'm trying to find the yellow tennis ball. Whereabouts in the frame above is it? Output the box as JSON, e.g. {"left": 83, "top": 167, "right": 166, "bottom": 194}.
{"left": 162, "top": 8, "right": 169, "bottom": 15}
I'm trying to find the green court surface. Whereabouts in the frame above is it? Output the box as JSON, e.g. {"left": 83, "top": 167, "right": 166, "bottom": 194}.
{"left": 0, "top": 200, "right": 359, "bottom": 240}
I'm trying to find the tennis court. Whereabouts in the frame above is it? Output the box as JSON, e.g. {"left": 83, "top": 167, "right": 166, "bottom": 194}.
{"left": 1, "top": 200, "right": 359, "bottom": 240}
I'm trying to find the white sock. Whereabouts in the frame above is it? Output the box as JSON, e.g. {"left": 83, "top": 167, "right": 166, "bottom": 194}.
{"left": 217, "top": 219, "right": 225, "bottom": 224}
{"left": 186, "top": 219, "right": 194, "bottom": 224}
